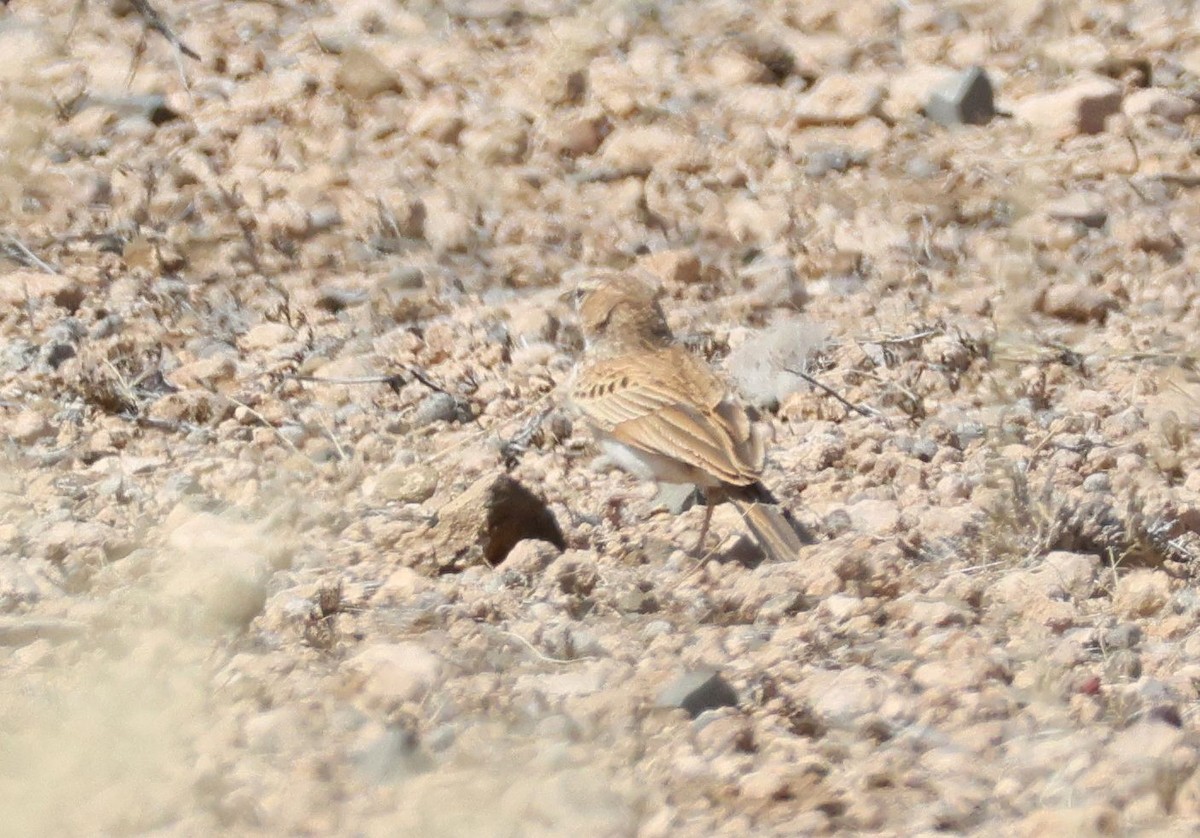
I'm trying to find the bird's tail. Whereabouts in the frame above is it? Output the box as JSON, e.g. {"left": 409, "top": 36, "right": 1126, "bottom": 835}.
{"left": 727, "top": 483, "right": 808, "bottom": 562}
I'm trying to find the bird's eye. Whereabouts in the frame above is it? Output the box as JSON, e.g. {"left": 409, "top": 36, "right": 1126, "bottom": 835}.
{"left": 561, "top": 287, "right": 587, "bottom": 309}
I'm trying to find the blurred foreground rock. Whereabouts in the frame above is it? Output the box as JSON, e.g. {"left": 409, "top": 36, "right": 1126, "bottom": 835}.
{"left": 656, "top": 670, "right": 740, "bottom": 718}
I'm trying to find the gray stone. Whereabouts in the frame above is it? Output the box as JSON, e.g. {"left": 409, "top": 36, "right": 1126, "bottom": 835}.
{"left": 424, "top": 724, "right": 457, "bottom": 753}
{"left": 315, "top": 287, "right": 367, "bottom": 313}
{"left": 412, "top": 391, "right": 471, "bottom": 426}
{"left": 656, "top": 670, "right": 739, "bottom": 718}
{"left": 615, "top": 589, "right": 659, "bottom": 615}
{"left": 904, "top": 155, "right": 941, "bottom": 179}
{"left": 41, "top": 341, "right": 76, "bottom": 369}
{"left": 0, "top": 616, "right": 86, "bottom": 646}
{"left": 1103, "top": 649, "right": 1141, "bottom": 681}
{"left": 925, "top": 66, "right": 995, "bottom": 126}
{"left": 350, "top": 642, "right": 442, "bottom": 703}
{"left": 374, "top": 464, "right": 439, "bottom": 504}
{"left": 1046, "top": 193, "right": 1108, "bottom": 229}
{"left": 355, "top": 725, "right": 431, "bottom": 781}
{"left": 1102, "top": 623, "right": 1142, "bottom": 651}
{"left": 655, "top": 482, "right": 701, "bottom": 514}
{"left": 642, "top": 620, "right": 673, "bottom": 640}
{"left": 954, "top": 421, "right": 987, "bottom": 447}
{"left": 910, "top": 437, "right": 938, "bottom": 461}
{"left": 84, "top": 92, "right": 181, "bottom": 125}
{"left": 1148, "top": 704, "right": 1183, "bottom": 728}
{"left": 1172, "top": 586, "right": 1200, "bottom": 617}
{"left": 389, "top": 265, "right": 425, "bottom": 289}
{"left": 805, "top": 147, "right": 855, "bottom": 178}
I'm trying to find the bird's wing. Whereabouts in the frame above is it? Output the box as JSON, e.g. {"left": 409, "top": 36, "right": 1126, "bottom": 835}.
{"left": 572, "top": 347, "right": 762, "bottom": 486}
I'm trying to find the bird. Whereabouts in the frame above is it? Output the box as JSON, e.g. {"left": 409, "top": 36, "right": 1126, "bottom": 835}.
{"left": 568, "top": 272, "right": 805, "bottom": 562}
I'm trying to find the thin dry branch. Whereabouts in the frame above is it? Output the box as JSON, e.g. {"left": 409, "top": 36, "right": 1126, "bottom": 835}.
{"left": 129, "top": 0, "right": 201, "bottom": 61}
{"left": 2, "top": 234, "right": 59, "bottom": 275}
{"left": 871, "top": 328, "right": 943, "bottom": 347}
{"left": 215, "top": 184, "right": 263, "bottom": 274}
{"left": 784, "top": 366, "right": 892, "bottom": 428}
{"left": 284, "top": 368, "right": 453, "bottom": 396}
{"left": 493, "top": 628, "right": 593, "bottom": 665}
{"left": 216, "top": 391, "right": 301, "bottom": 455}
{"left": 286, "top": 372, "right": 408, "bottom": 391}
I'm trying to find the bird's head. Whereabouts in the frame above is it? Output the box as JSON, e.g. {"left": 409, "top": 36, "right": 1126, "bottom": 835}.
{"left": 572, "top": 272, "right": 672, "bottom": 352}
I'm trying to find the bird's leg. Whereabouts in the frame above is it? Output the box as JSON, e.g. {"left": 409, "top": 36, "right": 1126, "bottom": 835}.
{"left": 692, "top": 487, "right": 725, "bottom": 557}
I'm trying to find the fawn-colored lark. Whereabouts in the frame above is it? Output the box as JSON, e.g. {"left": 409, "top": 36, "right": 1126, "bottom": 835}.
{"left": 569, "top": 273, "right": 804, "bottom": 561}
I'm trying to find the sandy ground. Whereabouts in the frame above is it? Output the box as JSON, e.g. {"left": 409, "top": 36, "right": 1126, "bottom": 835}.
{"left": 4, "top": 0, "right": 1200, "bottom": 835}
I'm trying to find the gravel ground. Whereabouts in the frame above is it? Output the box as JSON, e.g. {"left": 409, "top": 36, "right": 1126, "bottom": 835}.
{"left": 4, "top": 0, "right": 1200, "bottom": 835}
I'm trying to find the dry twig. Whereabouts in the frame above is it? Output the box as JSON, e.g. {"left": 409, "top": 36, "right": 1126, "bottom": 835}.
{"left": 216, "top": 391, "right": 301, "bottom": 455}
{"left": 2, "top": 234, "right": 59, "bottom": 275}
{"left": 284, "top": 368, "right": 452, "bottom": 396}
{"left": 785, "top": 366, "right": 892, "bottom": 428}
{"left": 494, "top": 628, "right": 592, "bottom": 665}
{"left": 129, "top": 0, "right": 201, "bottom": 61}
